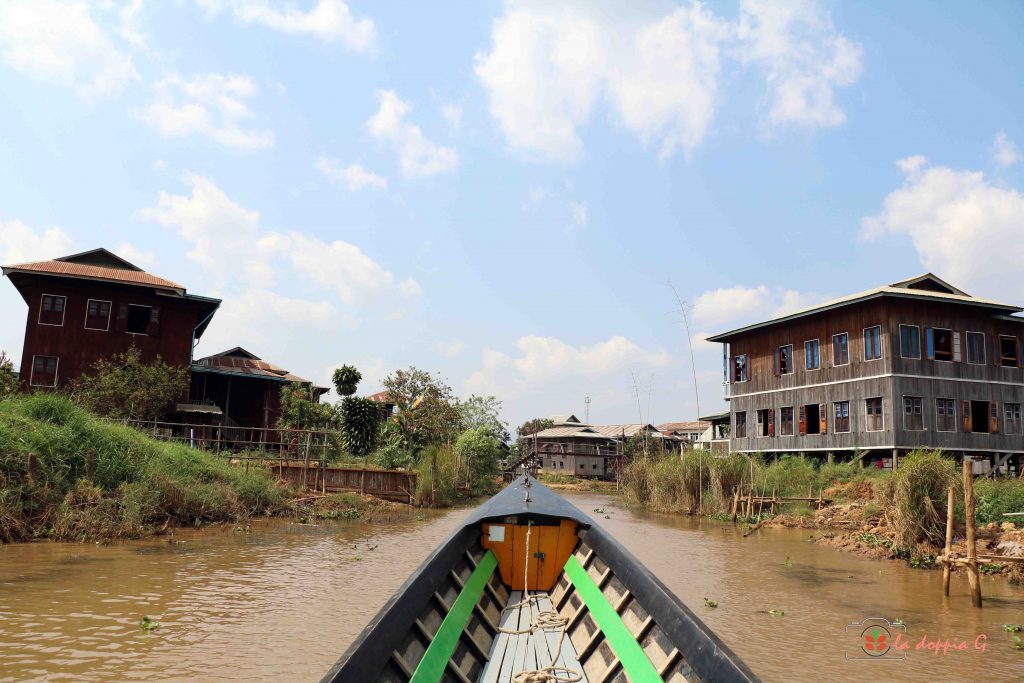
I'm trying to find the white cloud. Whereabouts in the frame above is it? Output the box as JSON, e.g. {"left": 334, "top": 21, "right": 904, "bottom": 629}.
{"left": 862, "top": 155, "right": 1024, "bottom": 299}
{"left": 466, "top": 334, "right": 670, "bottom": 397}
{"left": 0, "top": 219, "right": 74, "bottom": 264}
{"left": 569, "top": 201, "right": 588, "bottom": 228}
{"left": 692, "top": 284, "right": 823, "bottom": 329}
{"left": 139, "top": 173, "right": 419, "bottom": 308}
{"left": 196, "top": 0, "right": 375, "bottom": 52}
{"left": 474, "top": 0, "right": 860, "bottom": 162}
{"left": 735, "top": 0, "right": 862, "bottom": 128}
{"left": 367, "top": 90, "right": 458, "bottom": 178}
{"left": 199, "top": 287, "right": 338, "bottom": 351}
{"left": 315, "top": 156, "right": 388, "bottom": 191}
{"left": 115, "top": 241, "right": 155, "bottom": 268}
{"left": 992, "top": 131, "right": 1021, "bottom": 168}
{"left": 118, "top": 0, "right": 147, "bottom": 48}
{"left": 141, "top": 73, "right": 274, "bottom": 150}
{"left": 435, "top": 339, "right": 465, "bottom": 358}
{"left": 0, "top": 0, "right": 139, "bottom": 100}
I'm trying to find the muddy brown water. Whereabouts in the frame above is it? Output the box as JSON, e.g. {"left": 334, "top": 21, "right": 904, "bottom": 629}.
{"left": 0, "top": 494, "right": 1021, "bottom": 682}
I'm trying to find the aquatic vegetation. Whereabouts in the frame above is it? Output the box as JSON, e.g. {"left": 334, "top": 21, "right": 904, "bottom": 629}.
{"left": 1004, "top": 624, "right": 1024, "bottom": 632}
{"left": 139, "top": 616, "right": 160, "bottom": 632}
{"left": 768, "top": 609, "right": 784, "bottom": 617}
{"left": 704, "top": 598, "right": 718, "bottom": 608}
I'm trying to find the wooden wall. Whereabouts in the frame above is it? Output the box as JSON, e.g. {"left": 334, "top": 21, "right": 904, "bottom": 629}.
{"left": 14, "top": 274, "right": 203, "bottom": 389}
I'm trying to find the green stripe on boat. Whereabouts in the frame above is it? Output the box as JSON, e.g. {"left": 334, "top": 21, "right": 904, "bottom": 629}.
{"left": 409, "top": 550, "right": 498, "bottom": 683}
{"left": 564, "top": 555, "right": 665, "bottom": 682}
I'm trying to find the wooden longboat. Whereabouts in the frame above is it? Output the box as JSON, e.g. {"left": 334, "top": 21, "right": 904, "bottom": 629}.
{"left": 322, "top": 476, "right": 759, "bottom": 683}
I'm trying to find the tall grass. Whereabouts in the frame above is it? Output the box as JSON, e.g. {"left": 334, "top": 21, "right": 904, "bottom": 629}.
{"left": 0, "top": 393, "right": 289, "bottom": 541}
{"left": 878, "top": 450, "right": 960, "bottom": 552}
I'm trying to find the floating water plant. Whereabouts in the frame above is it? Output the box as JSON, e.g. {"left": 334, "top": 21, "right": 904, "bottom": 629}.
{"left": 1004, "top": 624, "right": 1024, "bottom": 633}
{"left": 704, "top": 598, "right": 718, "bottom": 608}
{"left": 768, "top": 609, "right": 784, "bottom": 617}
{"left": 139, "top": 616, "right": 160, "bottom": 632}
{"left": 783, "top": 556, "right": 793, "bottom": 567}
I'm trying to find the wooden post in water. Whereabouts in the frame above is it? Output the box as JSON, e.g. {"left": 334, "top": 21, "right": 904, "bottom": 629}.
{"left": 943, "top": 485, "right": 955, "bottom": 597}
{"left": 731, "top": 487, "right": 740, "bottom": 523}
{"left": 746, "top": 482, "right": 754, "bottom": 518}
{"left": 963, "top": 460, "right": 982, "bottom": 608}
{"left": 771, "top": 487, "right": 777, "bottom": 515}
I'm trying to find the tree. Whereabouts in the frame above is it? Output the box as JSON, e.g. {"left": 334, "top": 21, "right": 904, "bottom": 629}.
{"left": 516, "top": 417, "right": 553, "bottom": 438}
{"left": 382, "top": 367, "right": 462, "bottom": 450}
{"left": 459, "top": 394, "right": 510, "bottom": 444}
{"left": 68, "top": 348, "right": 188, "bottom": 420}
{"left": 332, "top": 365, "right": 361, "bottom": 397}
{"left": 454, "top": 427, "right": 503, "bottom": 488}
{"left": 277, "top": 383, "right": 336, "bottom": 431}
{"left": 0, "top": 351, "right": 17, "bottom": 399}
{"left": 340, "top": 396, "right": 382, "bottom": 458}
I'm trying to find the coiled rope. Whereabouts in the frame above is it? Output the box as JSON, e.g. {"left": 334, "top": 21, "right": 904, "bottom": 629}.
{"left": 496, "top": 521, "right": 582, "bottom": 683}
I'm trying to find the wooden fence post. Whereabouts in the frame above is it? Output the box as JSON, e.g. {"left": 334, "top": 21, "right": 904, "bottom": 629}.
{"left": 963, "top": 460, "right": 982, "bottom": 607}
{"left": 943, "top": 485, "right": 954, "bottom": 597}
{"left": 731, "top": 487, "right": 740, "bottom": 523}
{"left": 86, "top": 449, "right": 95, "bottom": 484}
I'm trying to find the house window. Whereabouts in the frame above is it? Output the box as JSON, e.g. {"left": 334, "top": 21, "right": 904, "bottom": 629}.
{"left": 85, "top": 299, "right": 111, "bottom": 331}
{"left": 832, "top": 333, "right": 849, "bottom": 366}
{"left": 777, "top": 345, "right": 794, "bottom": 374}
{"left": 833, "top": 401, "right": 850, "bottom": 433}
{"left": 928, "top": 328, "right": 954, "bottom": 362}
{"left": 780, "top": 406, "right": 794, "bottom": 436}
{"left": 735, "top": 412, "right": 747, "bottom": 438}
{"left": 966, "top": 332, "right": 986, "bottom": 365}
{"left": 1005, "top": 403, "right": 1022, "bottom": 435}
{"left": 903, "top": 396, "right": 924, "bottom": 431}
{"left": 805, "top": 339, "right": 820, "bottom": 370}
{"left": 999, "top": 336, "right": 1019, "bottom": 367}
{"left": 733, "top": 354, "right": 749, "bottom": 382}
{"left": 864, "top": 326, "right": 882, "bottom": 360}
{"left": 39, "top": 294, "right": 66, "bottom": 326}
{"left": 30, "top": 355, "right": 59, "bottom": 387}
{"left": 865, "top": 397, "right": 884, "bottom": 431}
{"left": 964, "top": 400, "right": 993, "bottom": 433}
{"left": 899, "top": 325, "right": 921, "bottom": 359}
{"left": 936, "top": 398, "right": 957, "bottom": 432}
{"left": 126, "top": 305, "right": 152, "bottom": 335}
{"left": 802, "top": 403, "right": 822, "bottom": 435}
{"left": 756, "top": 409, "right": 773, "bottom": 437}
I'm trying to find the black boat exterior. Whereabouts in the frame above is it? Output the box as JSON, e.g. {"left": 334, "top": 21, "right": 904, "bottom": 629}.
{"left": 321, "top": 477, "right": 760, "bottom": 683}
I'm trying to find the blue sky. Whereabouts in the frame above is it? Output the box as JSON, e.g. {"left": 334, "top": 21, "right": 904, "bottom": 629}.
{"left": 1, "top": 1, "right": 1023, "bottom": 431}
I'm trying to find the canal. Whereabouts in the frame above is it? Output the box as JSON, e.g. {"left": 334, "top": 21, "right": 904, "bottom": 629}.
{"left": 0, "top": 493, "right": 1021, "bottom": 682}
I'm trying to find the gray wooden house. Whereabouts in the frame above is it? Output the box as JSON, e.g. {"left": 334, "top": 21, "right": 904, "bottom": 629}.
{"left": 707, "top": 274, "right": 1024, "bottom": 473}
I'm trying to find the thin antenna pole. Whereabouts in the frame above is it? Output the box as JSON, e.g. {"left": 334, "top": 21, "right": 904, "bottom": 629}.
{"left": 584, "top": 394, "right": 591, "bottom": 424}
{"left": 630, "top": 369, "right": 646, "bottom": 453}
{"left": 668, "top": 281, "right": 701, "bottom": 419}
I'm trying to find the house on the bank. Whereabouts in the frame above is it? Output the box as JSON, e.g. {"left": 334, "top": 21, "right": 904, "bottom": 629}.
{"left": 657, "top": 421, "right": 711, "bottom": 447}
{"left": 707, "top": 274, "right": 1024, "bottom": 474}
{"left": 2, "top": 248, "right": 220, "bottom": 389}
{"left": 2, "top": 248, "right": 325, "bottom": 446}
{"left": 528, "top": 415, "right": 670, "bottom": 478}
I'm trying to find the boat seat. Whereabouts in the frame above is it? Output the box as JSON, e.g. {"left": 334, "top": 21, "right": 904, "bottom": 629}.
{"left": 480, "top": 591, "right": 588, "bottom": 683}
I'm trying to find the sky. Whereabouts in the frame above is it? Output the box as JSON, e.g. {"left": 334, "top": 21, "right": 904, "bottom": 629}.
{"left": 1, "top": 0, "right": 1023, "bottom": 432}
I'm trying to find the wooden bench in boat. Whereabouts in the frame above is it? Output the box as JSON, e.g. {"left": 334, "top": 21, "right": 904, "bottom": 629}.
{"left": 481, "top": 591, "right": 586, "bottom": 683}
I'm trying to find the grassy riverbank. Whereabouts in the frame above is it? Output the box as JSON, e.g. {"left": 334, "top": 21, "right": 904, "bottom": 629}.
{"left": 0, "top": 394, "right": 295, "bottom": 542}
{"left": 621, "top": 450, "right": 1024, "bottom": 581}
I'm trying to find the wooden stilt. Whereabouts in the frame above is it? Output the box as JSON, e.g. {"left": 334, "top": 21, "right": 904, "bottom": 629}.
{"left": 731, "top": 487, "right": 740, "bottom": 523}
{"left": 771, "top": 487, "right": 777, "bottom": 515}
{"left": 943, "top": 485, "right": 954, "bottom": 597}
{"left": 963, "top": 461, "right": 982, "bottom": 608}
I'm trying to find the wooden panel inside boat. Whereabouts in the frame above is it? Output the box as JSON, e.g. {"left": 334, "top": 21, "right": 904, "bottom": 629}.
{"left": 321, "top": 477, "right": 760, "bottom": 683}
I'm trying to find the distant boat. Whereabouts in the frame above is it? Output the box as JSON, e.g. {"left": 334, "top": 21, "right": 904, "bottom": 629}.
{"left": 322, "top": 476, "right": 759, "bottom": 683}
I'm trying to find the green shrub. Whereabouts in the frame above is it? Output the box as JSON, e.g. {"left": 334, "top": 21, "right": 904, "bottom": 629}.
{"left": 415, "top": 445, "right": 459, "bottom": 506}
{"left": 974, "top": 479, "right": 1024, "bottom": 526}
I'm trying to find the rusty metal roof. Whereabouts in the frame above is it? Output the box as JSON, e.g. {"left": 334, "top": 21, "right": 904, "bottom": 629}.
{"left": 532, "top": 426, "right": 612, "bottom": 439}
{"left": 657, "top": 421, "right": 710, "bottom": 432}
{"left": 192, "top": 348, "right": 321, "bottom": 390}
{"left": 2, "top": 259, "right": 185, "bottom": 293}
{"left": 589, "top": 424, "right": 661, "bottom": 438}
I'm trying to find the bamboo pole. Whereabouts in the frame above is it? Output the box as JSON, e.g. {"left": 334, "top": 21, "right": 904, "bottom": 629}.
{"left": 963, "top": 461, "right": 982, "bottom": 608}
{"left": 943, "top": 485, "right": 955, "bottom": 596}
{"left": 731, "top": 487, "right": 740, "bottom": 523}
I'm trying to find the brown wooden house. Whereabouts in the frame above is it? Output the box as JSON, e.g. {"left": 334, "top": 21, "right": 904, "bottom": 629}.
{"left": 2, "top": 248, "right": 220, "bottom": 390}
{"left": 708, "top": 274, "right": 1024, "bottom": 474}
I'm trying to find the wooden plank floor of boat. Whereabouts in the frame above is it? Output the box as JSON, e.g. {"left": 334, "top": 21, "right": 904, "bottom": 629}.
{"left": 480, "top": 591, "right": 588, "bottom": 683}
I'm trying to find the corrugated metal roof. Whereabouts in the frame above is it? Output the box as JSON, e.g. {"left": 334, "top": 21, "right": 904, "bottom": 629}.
{"left": 657, "top": 421, "right": 710, "bottom": 432}
{"left": 532, "top": 426, "right": 611, "bottom": 439}
{"left": 192, "top": 348, "right": 315, "bottom": 385}
{"left": 589, "top": 424, "right": 660, "bottom": 438}
{"left": 707, "top": 274, "right": 1023, "bottom": 342}
{"left": 2, "top": 259, "right": 185, "bottom": 292}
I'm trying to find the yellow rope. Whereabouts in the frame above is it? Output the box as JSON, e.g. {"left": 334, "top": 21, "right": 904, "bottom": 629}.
{"left": 496, "top": 521, "right": 583, "bottom": 683}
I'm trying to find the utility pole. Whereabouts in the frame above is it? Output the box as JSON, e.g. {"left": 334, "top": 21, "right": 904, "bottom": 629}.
{"left": 584, "top": 394, "right": 591, "bottom": 424}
